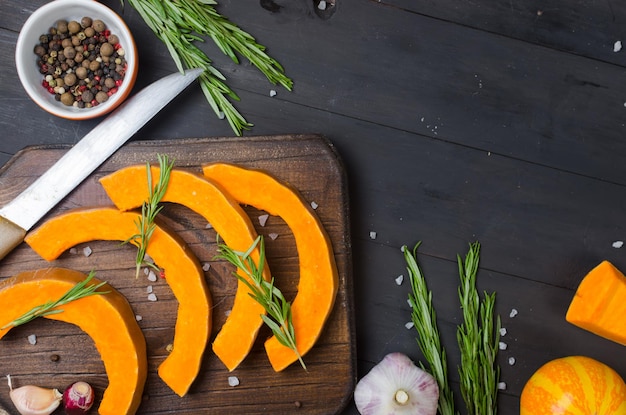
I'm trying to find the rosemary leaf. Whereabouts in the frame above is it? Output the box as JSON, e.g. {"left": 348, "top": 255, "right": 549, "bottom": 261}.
{"left": 123, "top": 0, "right": 293, "bottom": 136}
{"left": 403, "top": 243, "right": 458, "bottom": 415}
{"left": 456, "top": 242, "right": 501, "bottom": 415}
{"left": 215, "top": 236, "right": 306, "bottom": 370}
{"left": 1, "top": 271, "right": 109, "bottom": 329}
{"left": 124, "top": 154, "right": 174, "bottom": 278}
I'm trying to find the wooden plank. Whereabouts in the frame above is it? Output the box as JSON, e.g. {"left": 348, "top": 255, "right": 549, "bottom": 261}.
{"left": 0, "top": 135, "right": 355, "bottom": 414}
{"left": 382, "top": 0, "right": 626, "bottom": 66}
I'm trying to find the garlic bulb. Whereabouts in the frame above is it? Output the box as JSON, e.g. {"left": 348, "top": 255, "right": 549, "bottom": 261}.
{"left": 7, "top": 376, "right": 62, "bottom": 415}
{"left": 354, "top": 353, "right": 439, "bottom": 415}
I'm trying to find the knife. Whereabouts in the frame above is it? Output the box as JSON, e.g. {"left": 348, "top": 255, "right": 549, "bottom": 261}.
{"left": 0, "top": 67, "right": 204, "bottom": 261}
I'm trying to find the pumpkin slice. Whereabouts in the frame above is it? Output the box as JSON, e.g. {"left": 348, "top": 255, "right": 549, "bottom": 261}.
{"left": 24, "top": 207, "right": 209, "bottom": 397}
{"left": 202, "top": 162, "right": 339, "bottom": 371}
{"left": 0, "top": 268, "right": 147, "bottom": 415}
{"left": 566, "top": 260, "right": 626, "bottom": 346}
{"left": 99, "top": 166, "right": 269, "bottom": 371}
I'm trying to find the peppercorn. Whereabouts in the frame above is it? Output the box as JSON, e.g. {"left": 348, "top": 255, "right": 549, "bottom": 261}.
{"left": 108, "top": 34, "right": 119, "bottom": 45}
{"left": 92, "top": 19, "right": 105, "bottom": 32}
{"left": 63, "top": 73, "right": 77, "bottom": 87}
{"left": 95, "top": 91, "right": 108, "bottom": 103}
{"left": 81, "top": 16, "right": 92, "bottom": 28}
{"left": 67, "top": 20, "right": 81, "bottom": 35}
{"left": 60, "top": 92, "right": 74, "bottom": 106}
{"left": 100, "top": 42, "right": 114, "bottom": 57}
{"left": 56, "top": 20, "right": 68, "bottom": 34}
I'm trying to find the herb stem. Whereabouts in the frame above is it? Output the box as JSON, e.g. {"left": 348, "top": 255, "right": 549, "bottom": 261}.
{"left": 124, "top": 0, "right": 292, "bottom": 136}
{"left": 215, "top": 236, "right": 306, "bottom": 370}
{"left": 1, "top": 271, "right": 109, "bottom": 329}
{"left": 403, "top": 243, "right": 458, "bottom": 415}
{"left": 125, "top": 154, "right": 174, "bottom": 278}
{"left": 456, "top": 242, "right": 500, "bottom": 415}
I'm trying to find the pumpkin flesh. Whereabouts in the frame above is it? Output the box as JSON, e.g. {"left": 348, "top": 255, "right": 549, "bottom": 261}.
{"left": 520, "top": 356, "right": 626, "bottom": 414}
{"left": 24, "top": 207, "right": 210, "bottom": 397}
{"left": 202, "top": 162, "right": 339, "bottom": 371}
{"left": 0, "top": 268, "right": 147, "bottom": 415}
{"left": 566, "top": 260, "right": 626, "bottom": 346}
{"left": 99, "top": 166, "right": 269, "bottom": 371}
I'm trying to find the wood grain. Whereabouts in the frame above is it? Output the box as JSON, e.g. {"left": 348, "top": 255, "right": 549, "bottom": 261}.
{"left": 0, "top": 134, "right": 355, "bottom": 414}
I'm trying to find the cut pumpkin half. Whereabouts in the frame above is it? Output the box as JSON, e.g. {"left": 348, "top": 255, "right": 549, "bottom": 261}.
{"left": 99, "top": 166, "right": 269, "bottom": 372}
{"left": 0, "top": 268, "right": 147, "bottom": 415}
{"left": 202, "top": 163, "right": 339, "bottom": 371}
{"left": 24, "top": 207, "right": 209, "bottom": 397}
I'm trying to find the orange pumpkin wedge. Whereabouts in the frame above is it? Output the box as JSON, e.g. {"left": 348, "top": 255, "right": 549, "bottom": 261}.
{"left": 202, "top": 163, "right": 339, "bottom": 371}
{"left": 24, "top": 207, "right": 209, "bottom": 397}
{"left": 99, "top": 166, "right": 270, "bottom": 372}
{"left": 566, "top": 260, "right": 626, "bottom": 346}
{"left": 0, "top": 268, "right": 147, "bottom": 415}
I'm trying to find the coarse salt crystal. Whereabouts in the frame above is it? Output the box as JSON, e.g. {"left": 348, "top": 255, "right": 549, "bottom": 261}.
{"left": 369, "top": 231, "right": 377, "bottom": 239}
{"left": 311, "top": 201, "right": 319, "bottom": 210}
{"left": 317, "top": 0, "right": 327, "bottom": 10}
{"left": 146, "top": 285, "right": 153, "bottom": 294}
{"left": 407, "top": 298, "right": 413, "bottom": 308}
{"left": 206, "top": 223, "right": 213, "bottom": 229}
{"left": 225, "top": 309, "right": 232, "bottom": 317}
{"left": 509, "top": 308, "right": 518, "bottom": 318}
{"left": 258, "top": 214, "right": 269, "bottom": 227}
{"left": 27, "top": 334, "right": 37, "bottom": 345}
{"left": 218, "top": 112, "right": 225, "bottom": 120}
{"left": 614, "top": 40, "right": 623, "bottom": 52}
{"left": 135, "top": 315, "right": 143, "bottom": 321}
{"left": 499, "top": 342, "right": 507, "bottom": 350}
{"left": 500, "top": 327, "right": 507, "bottom": 336}
{"left": 508, "top": 357, "right": 516, "bottom": 366}
{"left": 395, "top": 275, "right": 404, "bottom": 285}
{"left": 269, "top": 89, "right": 277, "bottom": 97}
{"left": 148, "top": 293, "right": 158, "bottom": 302}
{"left": 269, "top": 233, "right": 279, "bottom": 240}
{"left": 405, "top": 321, "right": 414, "bottom": 330}
{"left": 228, "top": 376, "right": 240, "bottom": 387}
{"left": 143, "top": 268, "right": 150, "bottom": 276}
{"left": 498, "top": 382, "right": 507, "bottom": 390}
{"left": 69, "top": 248, "right": 78, "bottom": 255}
{"left": 613, "top": 241, "right": 624, "bottom": 248}
{"left": 202, "top": 263, "right": 211, "bottom": 272}
{"left": 147, "top": 270, "right": 157, "bottom": 282}
{"left": 83, "top": 246, "right": 92, "bottom": 257}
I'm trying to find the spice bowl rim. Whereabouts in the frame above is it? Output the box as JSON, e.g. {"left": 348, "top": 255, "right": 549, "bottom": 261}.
{"left": 15, "top": 0, "right": 138, "bottom": 120}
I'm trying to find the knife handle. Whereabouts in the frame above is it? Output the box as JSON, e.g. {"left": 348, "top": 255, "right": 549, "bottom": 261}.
{"left": 0, "top": 216, "right": 26, "bottom": 260}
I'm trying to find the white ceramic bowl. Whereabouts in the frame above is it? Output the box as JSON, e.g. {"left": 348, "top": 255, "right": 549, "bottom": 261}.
{"left": 15, "top": 0, "right": 138, "bottom": 120}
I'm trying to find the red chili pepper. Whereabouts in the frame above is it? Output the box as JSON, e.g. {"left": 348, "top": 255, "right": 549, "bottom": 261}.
{"left": 159, "top": 270, "right": 166, "bottom": 279}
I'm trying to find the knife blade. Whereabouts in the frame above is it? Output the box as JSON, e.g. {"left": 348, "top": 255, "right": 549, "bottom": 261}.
{"left": 0, "top": 67, "right": 204, "bottom": 260}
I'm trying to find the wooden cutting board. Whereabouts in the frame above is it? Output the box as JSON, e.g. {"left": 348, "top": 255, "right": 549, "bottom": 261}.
{"left": 0, "top": 134, "right": 355, "bottom": 414}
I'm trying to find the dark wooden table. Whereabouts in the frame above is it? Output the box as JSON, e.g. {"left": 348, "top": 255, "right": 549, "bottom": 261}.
{"left": 2, "top": 0, "right": 626, "bottom": 413}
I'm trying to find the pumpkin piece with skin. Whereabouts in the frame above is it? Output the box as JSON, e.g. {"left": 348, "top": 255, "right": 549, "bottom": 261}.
{"left": 566, "top": 260, "right": 626, "bottom": 346}
{"left": 202, "top": 162, "right": 339, "bottom": 372}
{"left": 520, "top": 355, "right": 626, "bottom": 414}
{"left": 99, "top": 166, "right": 270, "bottom": 372}
{"left": 24, "top": 207, "right": 210, "bottom": 397}
{"left": 0, "top": 268, "right": 147, "bottom": 415}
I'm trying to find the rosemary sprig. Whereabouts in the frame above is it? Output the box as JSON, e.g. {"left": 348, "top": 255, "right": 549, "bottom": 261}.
{"left": 215, "top": 235, "right": 306, "bottom": 370}
{"left": 124, "top": 0, "right": 293, "bottom": 136}
{"left": 125, "top": 154, "right": 174, "bottom": 278}
{"left": 403, "top": 243, "right": 458, "bottom": 415}
{"left": 456, "top": 242, "right": 501, "bottom": 415}
{"left": 1, "top": 271, "right": 109, "bottom": 329}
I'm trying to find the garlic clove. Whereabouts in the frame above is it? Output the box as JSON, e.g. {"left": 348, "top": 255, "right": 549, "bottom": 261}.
{"left": 9, "top": 385, "right": 63, "bottom": 415}
{"left": 354, "top": 352, "right": 439, "bottom": 415}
